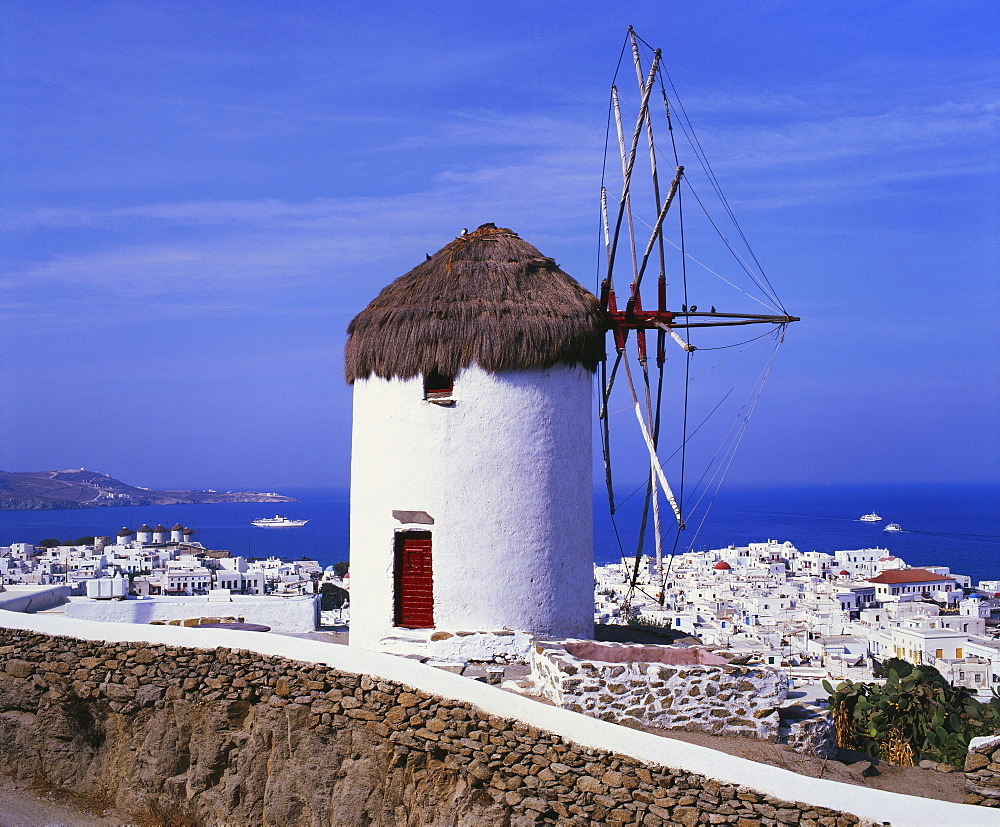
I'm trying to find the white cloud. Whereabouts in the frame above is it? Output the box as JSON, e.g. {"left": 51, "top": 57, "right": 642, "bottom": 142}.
{"left": 3, "top": 77, "right": 995, "bottom": 315}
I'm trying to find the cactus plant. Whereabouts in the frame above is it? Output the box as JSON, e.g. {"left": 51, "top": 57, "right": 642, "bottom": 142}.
{"left": 823, "top": 667, "right": 1000, "bottom": 767}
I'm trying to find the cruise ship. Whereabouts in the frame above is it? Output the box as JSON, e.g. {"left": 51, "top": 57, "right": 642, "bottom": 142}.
{"left": 250, "top": 515, "right": 308, "bottom": 528}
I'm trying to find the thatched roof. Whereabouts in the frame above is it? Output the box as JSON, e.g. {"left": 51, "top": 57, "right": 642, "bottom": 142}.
{"left": 345, "top": 224, "right": 606, "bottom": 383}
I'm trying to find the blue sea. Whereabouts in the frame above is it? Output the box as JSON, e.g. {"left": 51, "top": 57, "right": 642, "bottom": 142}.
{"left": 0, "top": 483, "right": 996, "bottom": 588}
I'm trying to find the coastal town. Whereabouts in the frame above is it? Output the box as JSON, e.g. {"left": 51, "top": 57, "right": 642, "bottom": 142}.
{"left": 0, "top": 524, "right": 328, "bottom": 596}
{"left": 2, "top": 524, "right": 997, "bottom": 698}
{"left": 1, "top": 3, "right": 996, "bottom": 823}
{"left": 0, "top": 524, "right": 344, "bottom": 633}
{"left": 596, "top": 540, "right": 1000, "bottom": 697}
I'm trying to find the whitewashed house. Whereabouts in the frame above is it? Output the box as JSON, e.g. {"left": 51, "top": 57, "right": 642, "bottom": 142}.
{"left": 868, "top": 568, "right": 961, "bottom": 605}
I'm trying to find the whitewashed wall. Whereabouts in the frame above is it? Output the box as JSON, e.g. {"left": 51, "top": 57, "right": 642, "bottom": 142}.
{"left": 0, "top": 585, "right": 71, "bottom": 613}
{"left": 349, "top": 364, "right": 594, "bottom": 652}
{"left": 63, "top": 594, "right": 319, "bottom": 632}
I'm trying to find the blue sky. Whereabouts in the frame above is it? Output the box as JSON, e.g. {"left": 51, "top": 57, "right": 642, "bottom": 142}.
{"left": 1, "top": 1, "right": 997, "bottom": 492}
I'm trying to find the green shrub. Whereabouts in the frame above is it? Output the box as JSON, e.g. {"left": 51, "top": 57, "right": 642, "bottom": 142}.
{"left": 625, "top": 614, "right": 673, "bottom": 631}
{"left": 320, "top": 582, "right": 348, "bottom": 611}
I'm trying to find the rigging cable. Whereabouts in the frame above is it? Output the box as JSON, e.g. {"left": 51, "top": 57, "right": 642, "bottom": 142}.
{"left": 673, "top": 334, "right": 784, "bottom": 559}
{"left": 597, "top": 51, "right": 621, "bottom": 515}
{"left": 607, "top": 327, "right": 778, "bottom": 420}
{"left": 679, "top": 179, "right": 782, "bottom": 312}
{"left": 611, "top": 331, "right": 777, "bottom": 517}
{"left": 677, "top": 147, "right": 690, "bottom": 557}
{"left": 633, "top": 30, "right": 785, "bottom": 313}
{"left": 596, "top": 100, "right": 615, "bottom": 292}
{"left": 695, "top": 327, "right": 783, "bottom": 350}
{"left": 659, "top": 329, "right": 783, "bottom": 466}
{"left": 660, "top": 331, "right": 783, "bottom": 582}
{"left": 658, "top": 69, "right": 786, "bottom": 313}
{"left": 626, "top": 217, "right": 778, "bottom": 312}
{"left": 684, "top": 334, "right": 783, "bottom": 516}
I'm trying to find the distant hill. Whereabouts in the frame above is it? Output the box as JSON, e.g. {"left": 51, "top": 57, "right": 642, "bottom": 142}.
{"left": 0, "top": 469, "right": 297, "bottom": 510}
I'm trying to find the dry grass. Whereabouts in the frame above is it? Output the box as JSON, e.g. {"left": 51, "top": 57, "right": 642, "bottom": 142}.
{"left": 832, "top": 701, "right": 854, "bottom": 750}
{"left": 344, "top": 223, "right": 607, "bottom": 383}
{"left": 883, "top": 728, "right": 917, "bottom": 767}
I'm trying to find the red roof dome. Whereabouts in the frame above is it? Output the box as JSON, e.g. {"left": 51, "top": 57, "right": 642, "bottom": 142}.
{"left": 714, "top": 561, "right": 732, "bottom": 570}
{"left": 839, "top": 570, "right": 850, "bottom": 575}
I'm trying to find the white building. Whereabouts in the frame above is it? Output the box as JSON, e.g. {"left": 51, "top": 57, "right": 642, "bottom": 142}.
{"left": 867, "top": 568, "right": 961, "bottom": 604}
{"left": 346, "top": 224, "right": 604, "bottom": 657}
{"left": 215, "top": 557, "right": 266, "bottom": 594}
{"left": 594, "top": 540, "right": 997, "bottom": 685}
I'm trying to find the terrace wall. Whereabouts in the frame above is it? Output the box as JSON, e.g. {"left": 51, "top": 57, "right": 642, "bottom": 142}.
{"left": 0, "top": 612, "right": 991, "bottom": 826}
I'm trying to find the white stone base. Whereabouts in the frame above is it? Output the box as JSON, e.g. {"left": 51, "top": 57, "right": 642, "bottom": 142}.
{"left": 374, "top": 628, "right": 533, "bottom": 663}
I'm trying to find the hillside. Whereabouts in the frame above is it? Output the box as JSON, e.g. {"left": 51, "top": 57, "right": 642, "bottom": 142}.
{"left": 0, "top": 469, "right": 296, "bottom": 510}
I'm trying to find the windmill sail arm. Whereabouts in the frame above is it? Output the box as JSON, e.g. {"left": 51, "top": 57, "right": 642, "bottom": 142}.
{"left": 633, "top": 403, "right": 685, "bottom": 529}
{"left": 605, "top": 53, "right": 661, "bottom": 286}
{"left": 626, "top": 166, "right": 684, "bottom": 306}
{"left": 665, "top": 328, "right": 696, "bottom": 352}
{"left": 665, "top": 316, "right": 799, "bottom": 328}
{"left": 674, "top": 311, "right": 800, "bottom": 321}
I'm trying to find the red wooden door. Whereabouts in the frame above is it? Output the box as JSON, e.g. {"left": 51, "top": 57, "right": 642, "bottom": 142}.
{"left": 394, "top": 531, "right": 433, "bottom": 628}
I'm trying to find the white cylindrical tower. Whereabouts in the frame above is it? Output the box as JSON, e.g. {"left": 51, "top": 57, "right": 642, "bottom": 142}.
{"left": 170, "top": 523, "right": 185, "bottom": 543}
{"left": 136, "top": 524, "right": 153, "bottom": 545}
{"left": 345, "top": 224, "right": 605, "bottom": 655}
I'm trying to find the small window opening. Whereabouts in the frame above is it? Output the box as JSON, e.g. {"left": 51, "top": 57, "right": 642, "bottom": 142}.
{"left": 424, "top": 370, "right": 454, "bottom": 402}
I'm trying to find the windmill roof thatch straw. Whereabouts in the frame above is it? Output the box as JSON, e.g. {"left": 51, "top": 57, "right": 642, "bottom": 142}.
{"left": 344, "top": 224, "right": 607, "bottom": 384}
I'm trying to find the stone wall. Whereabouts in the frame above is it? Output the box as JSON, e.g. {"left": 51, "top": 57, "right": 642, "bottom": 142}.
{"left": 965, "top": 734, "right": 1000, "bottom": 807}
{"left": 528, "top": 640, "right": 787, "bottom": 740}
{"left": 0, "top": 627, "right": 866, "bottom": 826}
{"left": 776, "top": 707, "right": 838, "bottom": 759}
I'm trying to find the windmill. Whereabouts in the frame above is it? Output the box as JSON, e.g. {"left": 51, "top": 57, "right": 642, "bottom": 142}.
{"left": 342, "top": 30, "right": 798, "bottom": 657}
{"left": 597, "top": 29, "right": 799, "bottom": 609}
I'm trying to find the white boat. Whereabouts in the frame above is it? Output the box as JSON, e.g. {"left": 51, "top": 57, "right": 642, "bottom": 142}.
{"left": 860, "top": 512, "right": 882, "bottom": 522}
{"left": 884, "top": 523, "right": 902, "bottom": 532}
{"left": 250, "top": 515, "right": 308, "bottom": 528}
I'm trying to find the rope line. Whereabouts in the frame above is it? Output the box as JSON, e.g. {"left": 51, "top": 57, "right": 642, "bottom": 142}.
{"left": 599, "top": 31, "right": 796, "bottom": 600}
{"left": 659, "top": 68, "right": 787, "bottom": 313}
{"left": 679, "top": 338, "right": 784, "bottom": 551}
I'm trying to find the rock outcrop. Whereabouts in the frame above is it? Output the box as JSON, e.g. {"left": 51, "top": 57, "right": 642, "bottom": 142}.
{"left": 0, "top": 469, "right": 295, "bottom": 510}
